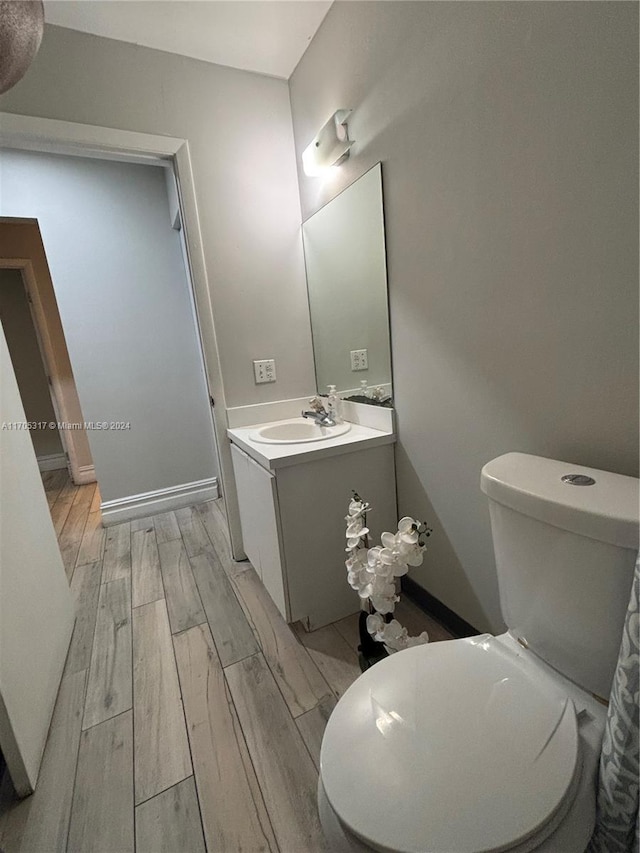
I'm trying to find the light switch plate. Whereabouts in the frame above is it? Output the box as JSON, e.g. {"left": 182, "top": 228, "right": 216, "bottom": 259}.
{"left": 350, "top": 349, "right": 368, "bottom": 371}
{"left": 253, "top": 359, "right": 276, "bottom": 384}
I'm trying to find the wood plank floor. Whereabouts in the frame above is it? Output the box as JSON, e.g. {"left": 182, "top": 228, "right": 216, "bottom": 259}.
{"left": 0, "top": 473, "right": 453, "bottom": 852}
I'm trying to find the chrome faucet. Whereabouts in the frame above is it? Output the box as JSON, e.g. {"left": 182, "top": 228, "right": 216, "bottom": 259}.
{"left": 301, "top": 409, "right": 336, "bottom": 427}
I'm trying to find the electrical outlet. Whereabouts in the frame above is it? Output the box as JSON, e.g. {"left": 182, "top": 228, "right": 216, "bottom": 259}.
{"left": 253, "top": 359, "right": 276, "bottom": 384}
{"left": 350, "top": 349, "right": 368, "bottom": 371}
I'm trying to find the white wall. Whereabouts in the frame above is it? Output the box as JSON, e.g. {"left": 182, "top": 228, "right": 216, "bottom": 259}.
{"left": 0, "top": 324, "right": 74, "bottom": 792}
{"left": 0, "top": 24, "right": 315, "bottom": 411}
{"left": 290, "top": 2, "right": 639, "bottom": 631}
{"left": 0, "top": 150, "right": 217, "bottom": 503}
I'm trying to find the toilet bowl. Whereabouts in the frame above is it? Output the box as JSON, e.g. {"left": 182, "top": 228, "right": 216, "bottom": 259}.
{"left": 318, "top": 453, "right": 638, "bottom": 853}
{"left": 318, "top": 632, "right": 606, "bottom": 853}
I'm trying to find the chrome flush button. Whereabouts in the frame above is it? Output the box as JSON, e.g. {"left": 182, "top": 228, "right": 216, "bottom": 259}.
{"left": 561, "top": 474, "right": 596, "bottom": 486}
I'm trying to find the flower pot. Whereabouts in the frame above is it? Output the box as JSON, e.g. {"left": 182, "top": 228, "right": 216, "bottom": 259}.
{"left": 357, "top": 609, "right": 389, "bottom": 671}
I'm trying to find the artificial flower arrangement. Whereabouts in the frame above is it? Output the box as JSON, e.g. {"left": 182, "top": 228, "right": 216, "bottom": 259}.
{"left": 345, "top": 493, "right": 432, "bottom": 666}
{"left": 366, "top": 386, "right": 388, "bottom": 403}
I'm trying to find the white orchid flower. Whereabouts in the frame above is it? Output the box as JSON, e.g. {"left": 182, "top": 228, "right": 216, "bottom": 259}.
{"left": 346, "top": 562, "right": 363, "bottom": 584}
{"left": 373, "top": 560, "right": 395, "bottom": 579}
{"left": 375, "top": 621, "right": 430, "bottom": 654}
{"left": 347, "top": 499, "right": 370, "bottom": 519}
{"left": 370, "top": 592, "right": 398, "bottom": 614}
{"left": 366, "top": 612, "right": 385, "bottom": 635}
{"left": 371, "top": 574, "right": 395, "bottom": 593}
{"left": 346, "top": 554, "right": 372, "bottom": 593}
{"left": 404, "top": 545, "right": 425, "bottom": 566}
{"left": 406, "top": 631, "right": 430, "bottom": 647}
{"left": 382, "top": 619, "right": 405, "bottom": 640}
{"left": 378, "top": 546, "right": 396, "bottom": 565}
{"left": 377, "top": 531, "right": 421, "bottom": 576}
{"left": 345, "top": 495, "right": 431, "bottom": 653}
{"left": 347, "top": 573, "right": 366, "bottom": 593}
{"left": 345, "top": 550, "right": 368, "bottom": 570}
{"left": 346, "top": 517, "right": 369, "bottom": 549}
{"left": 359, "top": 584, "right": 374, "bottom": 600}
{"left": 379, "top": 620, "right": 408, "bottom": 648}
{"left": 346, "top": 517, "right": 365, "bottom": 535}
{"left": 366, "top": 546, "right": 381, "bottom": 565}
{"left": 398, "top": 517, "right": 420, "bottom": 544}
{"left": 361, "top": 570, "right": 391, "bottom": 601}
{"left": 367, "top": 615, "right": 429, "bottom": 653}
{"left": 381, "top": 530, "right": 425, "bottom": 564}
{"left": 380, "top": 531, "right": 397, "bottom": 549}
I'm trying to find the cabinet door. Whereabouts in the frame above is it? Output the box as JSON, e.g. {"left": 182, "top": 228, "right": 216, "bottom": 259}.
{"left": 230, "top": 445, "right": 289, "bottom": 620}
{"left": 245, "top": 454, "right": 289, "bottom": 620}
{"left": 230, "top": 444, "right": 262, "bottom": 574}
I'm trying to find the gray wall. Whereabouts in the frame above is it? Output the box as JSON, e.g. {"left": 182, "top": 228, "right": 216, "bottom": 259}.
{"left": 0, "top": 24, "right": 315, "bottom": 411}
{"left": 0, "top": 268, "right": 63, "bottom": 459}
{"left": 290, "top": 2, "right": 639, "bottom": 631}
{"left": 0, "top": 150, "right": 217, "bottom": 503}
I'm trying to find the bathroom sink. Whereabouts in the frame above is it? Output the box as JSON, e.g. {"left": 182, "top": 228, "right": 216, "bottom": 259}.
{"left": 251, "top": 418, "right": 351, "bottom": 444}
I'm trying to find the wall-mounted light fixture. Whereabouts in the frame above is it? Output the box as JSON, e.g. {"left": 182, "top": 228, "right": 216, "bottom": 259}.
{"left": 302, "top": 110, "right": 353, "bottom": 177}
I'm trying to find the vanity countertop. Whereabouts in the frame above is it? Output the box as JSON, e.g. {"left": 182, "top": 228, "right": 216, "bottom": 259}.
{"left": 227, "top": 419, "right": 395, "bottom": 472}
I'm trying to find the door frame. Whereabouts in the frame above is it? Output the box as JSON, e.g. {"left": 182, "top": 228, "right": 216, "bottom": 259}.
{"left": 0, "top": 112, "right": 241, "bottom": 553}
{"left": 0, "top": 254, "right": 91, "bottom": 483}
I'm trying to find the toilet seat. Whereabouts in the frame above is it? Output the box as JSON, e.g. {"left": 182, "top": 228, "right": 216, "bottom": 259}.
{"left": 320, "top": 635, "right": 581, "bottom": 853}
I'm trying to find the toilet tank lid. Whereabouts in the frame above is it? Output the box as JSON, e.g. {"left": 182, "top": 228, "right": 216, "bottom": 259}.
{"left": 481, "top": 453, "right": 639, "bottom": 550}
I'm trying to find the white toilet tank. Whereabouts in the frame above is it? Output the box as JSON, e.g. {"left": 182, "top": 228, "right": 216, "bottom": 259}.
{"left": 482, "top": 452, "right": 638, "bottom": 701}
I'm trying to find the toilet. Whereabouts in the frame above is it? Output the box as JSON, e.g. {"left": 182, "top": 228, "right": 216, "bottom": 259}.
{"left": 318, "top": 452, "right": 638, "bottom": 853}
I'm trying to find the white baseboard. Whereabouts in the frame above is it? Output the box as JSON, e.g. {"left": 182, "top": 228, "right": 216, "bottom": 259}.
{"left": 37, "top": 453, "right": 67, "bottom": 472}
{"left": 74, "top": 464, "right": 96, "bottom": 485}
{"left": 100, "top": 477, "right": 219, "bottom": 526}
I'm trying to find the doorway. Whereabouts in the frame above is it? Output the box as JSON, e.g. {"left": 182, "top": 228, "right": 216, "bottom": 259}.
{"left": 0, "top": 118, "right": 234, "bottom": 806}
{"left": 0, "top": 112, "right": 241, "bottom": 556}
{"left": 0, "top": 220, "right": 96, "bottom": 486}
{"left": 0, "top": 150, "right": 222, "bottom": 529}
{"left": 0, "top": 267, "right": 66, "bottom": 470}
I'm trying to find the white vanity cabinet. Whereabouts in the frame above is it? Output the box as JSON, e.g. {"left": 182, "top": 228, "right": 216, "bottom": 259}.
{"left": 230, "top": 444, "right": 288, "bottom": 617}
{"left": 229, "top": 435, "right": 397, "bottom": 630}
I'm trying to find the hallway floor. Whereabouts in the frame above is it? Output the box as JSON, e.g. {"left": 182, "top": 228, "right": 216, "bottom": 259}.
{"left": 0, "top": 471, "right": 452, "bottom": 852}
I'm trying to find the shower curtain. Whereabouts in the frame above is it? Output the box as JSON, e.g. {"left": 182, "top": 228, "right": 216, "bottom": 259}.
{"left": 588, "top": 552, "right": 639, "bottom": 853}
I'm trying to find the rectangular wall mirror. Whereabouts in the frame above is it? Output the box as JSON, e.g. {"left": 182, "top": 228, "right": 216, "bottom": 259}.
{"left": 302, "top": 163, "right": 393, "bottom": 407}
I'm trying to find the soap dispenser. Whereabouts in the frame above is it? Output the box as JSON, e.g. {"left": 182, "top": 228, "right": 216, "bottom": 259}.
{"left": 360, "top": 380, "right": 369, "bottom": 399}
{"left": 327, "top": 385, "right": 343, "bottom": 423}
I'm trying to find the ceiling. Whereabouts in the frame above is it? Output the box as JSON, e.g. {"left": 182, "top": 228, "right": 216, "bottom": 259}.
{"left": 43, "top": 1, "right": 333, "bottom": 80}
